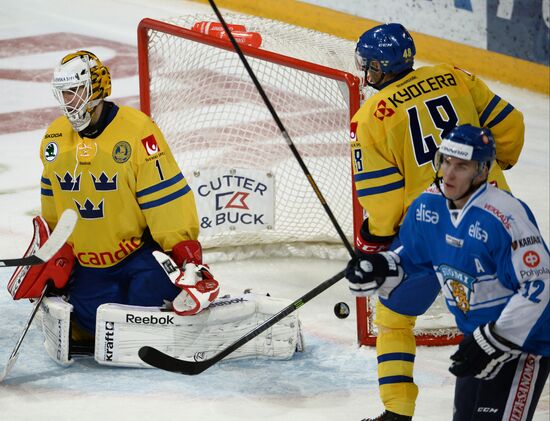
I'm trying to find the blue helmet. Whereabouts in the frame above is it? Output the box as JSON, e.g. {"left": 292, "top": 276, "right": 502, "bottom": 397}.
{"left": 438, "top": 124, "right": 496, "bottom": 165}
{"left": 355, "top": 23, "right": 415, "bottom": 74}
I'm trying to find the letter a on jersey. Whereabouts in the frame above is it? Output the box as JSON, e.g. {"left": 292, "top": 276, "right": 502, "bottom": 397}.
{"left": 474, "top": 257, "right": 485, "bottom": 274}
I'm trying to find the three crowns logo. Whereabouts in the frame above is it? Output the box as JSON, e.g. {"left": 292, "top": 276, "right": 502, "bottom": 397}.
{"left": 56, "top": 172, "right": 81, "bottom": 191}
{"left": 74, "top": 199, "right": 104, "bottom": 219}
{"left": 91, "top": 172, "right": 118, "bottom": 191}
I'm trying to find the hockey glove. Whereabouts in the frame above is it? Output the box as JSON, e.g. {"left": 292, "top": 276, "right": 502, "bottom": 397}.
{"left": 7, "top": 215, "right": 74, "bottom": 299}
{"left": 449, "top": 323, "right": 520, "bottom": 380}
{"left": 346, "top": 251, "right": 403, "bottom": 299}
{"left": 355, "top": 218, "right": 395, "bottom": 256}
{"left": 153, "top": 250, "right": 220, "bottom": 316}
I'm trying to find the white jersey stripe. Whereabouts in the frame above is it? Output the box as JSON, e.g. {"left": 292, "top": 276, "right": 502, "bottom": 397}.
{"left": 503, "top": 354, "right": 540, "bottom": 421}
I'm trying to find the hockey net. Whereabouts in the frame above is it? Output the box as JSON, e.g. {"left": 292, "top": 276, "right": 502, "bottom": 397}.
{"left": 137, "top": 14, "right": 461, "bottom": 346}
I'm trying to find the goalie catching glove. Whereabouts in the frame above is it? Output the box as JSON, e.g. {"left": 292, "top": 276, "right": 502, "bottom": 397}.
{"left": 7, "top": 215, "right": 74, "bottom": 300}
{"left": 345, "top": 251, "right": 403, "bottom": 299}
{"left": 153, "top": 241, "right": 219, "bottom": 316}
{"left": 449, "top": 323, "right": 521, "bottom": 380}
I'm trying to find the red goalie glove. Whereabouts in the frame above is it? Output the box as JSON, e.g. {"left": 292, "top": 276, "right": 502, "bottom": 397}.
{"left": 153, "top": 250, "right": 220, "bottom": 316}
{"left": 7, "top": 216, "right": 74, "bottom": 300}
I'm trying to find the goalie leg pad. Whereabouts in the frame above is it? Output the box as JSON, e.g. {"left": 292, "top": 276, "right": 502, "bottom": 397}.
{"left": 94, "top": 292, "right": 303, "bottom": 368}
{"left": 39, "top": 296, "right": 74, "bottom": 366}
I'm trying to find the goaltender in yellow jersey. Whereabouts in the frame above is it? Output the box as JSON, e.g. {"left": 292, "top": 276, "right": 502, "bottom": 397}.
{"left": 28, "top": 50, "right": 219, "bottom": 338}
{"left": 40, "top": 105, "right": 199, "bottom": 268}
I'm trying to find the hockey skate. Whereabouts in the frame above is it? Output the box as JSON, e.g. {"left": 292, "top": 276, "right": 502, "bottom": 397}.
{"left": 362, "top": 410, "right": 412, "bottom": 421}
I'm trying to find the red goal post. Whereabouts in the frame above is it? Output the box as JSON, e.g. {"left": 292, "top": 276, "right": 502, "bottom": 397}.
{"left": 136, "top": 15, "right": 460, "bottom": 347}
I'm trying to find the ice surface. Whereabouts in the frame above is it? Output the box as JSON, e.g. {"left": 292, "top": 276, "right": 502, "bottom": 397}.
{"left": 0, "top": 1, "right": 548, "bottom": 420}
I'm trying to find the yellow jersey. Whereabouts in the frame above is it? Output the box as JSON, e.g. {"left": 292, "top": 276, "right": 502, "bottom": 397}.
{"left": 40, "top": 104, "right": 199, "bottom": 268}
{"left": 351, "top": 64, "right": 524, "bottom": 237}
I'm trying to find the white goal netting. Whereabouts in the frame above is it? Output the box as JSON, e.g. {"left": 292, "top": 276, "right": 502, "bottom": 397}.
{"left": 140, "top": 14, "right": 361, "bottom": 262}
{"left": 138, "top": 14, "right": 460, "bottom": 345}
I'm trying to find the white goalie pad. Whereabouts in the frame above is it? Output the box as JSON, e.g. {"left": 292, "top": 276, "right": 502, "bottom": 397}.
{"left": 39, "top": 296, "right": 73, "bottom": 366}
{"left": 94, "top": 292, "right": 303, "bottom": 368}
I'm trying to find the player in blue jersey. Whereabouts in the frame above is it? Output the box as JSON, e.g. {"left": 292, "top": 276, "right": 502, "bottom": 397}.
{"left": 347, "top": 125, "right": 549, "bottom": 421}
{"left": 351, "top": 23, "right": 524, "bottom": 421}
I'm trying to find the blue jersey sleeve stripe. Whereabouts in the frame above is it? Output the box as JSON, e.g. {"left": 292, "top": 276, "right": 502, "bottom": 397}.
{"left": 487, "top": 104, "right": 514, "bottom": 128}
{"left": 41, "top": 188, "right": 53, "bottom": 196}
{"left": 139, "top": 185, "right": 191, "bottom": 210}
{"left": 354, "top": 167, "right": 399, "bottom": 182}
{"left": 377, "top": 352, "right": 415, "bottom": 363}
{"left": 357, "top": 180, "right": 404, "bottom": 197}
{"left": 479, "top": 95, "right": 501, "bottom": 126}
{"left": 41, "top": 176, "right": 51, "bottom": 186}
{"left": 378, "top": 375, "right": 414, "bottom": 385}
{"left": 136, "top": 173, "right": 185, "bottom": 198}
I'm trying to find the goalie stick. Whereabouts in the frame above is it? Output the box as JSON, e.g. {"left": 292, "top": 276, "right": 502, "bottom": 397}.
{"left": 138, "top": 268, "right": 346, "bottom": 375}
{"left": 0, "top": 209, "right": 77, "bottom": 267}
{"left": 0, "top": 283, "right": 50, "bottom": 382}
{"left": 0, "top": 209, "right": 77, "bottom": 382}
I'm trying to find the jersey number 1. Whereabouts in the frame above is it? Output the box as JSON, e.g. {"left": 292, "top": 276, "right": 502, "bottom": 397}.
{"left": 155, "top": 159, "right": 165, "bottom": 181}
{"left": 407, "top": 95, "right": 459, "bottom": 166}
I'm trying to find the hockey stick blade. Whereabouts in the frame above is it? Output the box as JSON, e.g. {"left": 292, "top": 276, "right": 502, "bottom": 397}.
{"left": 138, "top": 268, "right": 346, "bottom": 375}
{"left": 0, "top": 209, "right": 77, "bottom": 267}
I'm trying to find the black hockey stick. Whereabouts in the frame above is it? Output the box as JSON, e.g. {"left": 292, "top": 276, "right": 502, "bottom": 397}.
{"left": 139, "top": 1, "right": 355, "bottom": 373}
{"left": 204, "top": 0, "right": 355, "bottom": 257}
{"left": 0, "top": 209, "right": 78, "bottom": 267}
{"left": 0, "top": 283, "right": 50, "bottom": 382}
{"left": 138, "top": 268, "right": 346, "bottom": 375}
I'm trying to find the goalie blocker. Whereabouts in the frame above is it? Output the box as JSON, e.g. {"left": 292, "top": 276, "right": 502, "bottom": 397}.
{"left": 39, "top": 291, "right": 303, "bottom": 367}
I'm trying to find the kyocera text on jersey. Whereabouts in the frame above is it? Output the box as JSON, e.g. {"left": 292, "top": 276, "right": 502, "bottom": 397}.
{"left": 387, "top": 72, "right": 457, "bottom": 108}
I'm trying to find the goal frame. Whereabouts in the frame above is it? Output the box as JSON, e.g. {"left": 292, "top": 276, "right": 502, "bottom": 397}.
{"left": 136, "top": 17, "right": 461, "bottom": 347}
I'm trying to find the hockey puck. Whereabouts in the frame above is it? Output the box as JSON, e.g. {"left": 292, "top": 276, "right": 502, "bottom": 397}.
{"left": 334, "top": 302, "right": 350, "bottom": 319}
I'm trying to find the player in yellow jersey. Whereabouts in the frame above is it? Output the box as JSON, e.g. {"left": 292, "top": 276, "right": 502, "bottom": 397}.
{"left": 26, "top": 51, "right": 219, "bottom": 340}
{"left": 348, "top": 24, "right": 524, "bottom": 420}
{"left": 7, "top": 50, "right": 303, "bottom": 370}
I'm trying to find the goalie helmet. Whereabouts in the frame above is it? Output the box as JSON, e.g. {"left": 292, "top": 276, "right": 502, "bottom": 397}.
{"left": 51, "top": 50, "right": 111, "bottom": 131}
{"left": 355, "top": 23, "right": 415, "bottom": 76}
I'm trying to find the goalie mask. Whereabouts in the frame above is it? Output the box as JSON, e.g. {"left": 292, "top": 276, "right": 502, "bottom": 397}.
{"left": 52, "top": 50, "right": 111, "bottom": 131}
